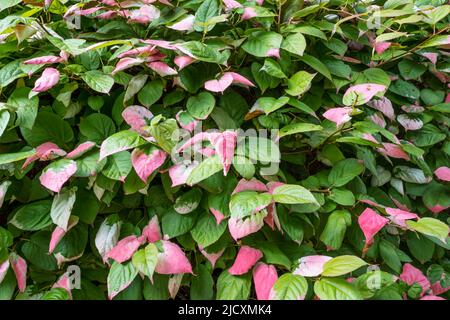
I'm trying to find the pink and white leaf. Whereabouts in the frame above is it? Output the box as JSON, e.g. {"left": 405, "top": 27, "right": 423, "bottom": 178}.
{"left": 323, "top": 107, "right": 353, "bottom": 127}
{"left": 9, "top": 253, "right": 27, "bottom": 293}
{"left": 112, "top": 57, "right": 143, "bottom": 74}
{"left": 397, "top": 114, "right": 423, "bottom": 131}
{"left": 40, "top": 160, "right": 77, "bottom": 193}
{"left": 131, "top": 147, "right": 167, "bottom": 182}
{"left": 168, "top": 15, "right": 195, "bottom": 32}
{"left": 24, "top": 55, "right": 63, "bottom": 65}
{"left": 293, "top": 255, "right": 332, "bottom": 277}
{"left": 155, "top": 240, "right": 193, "bottom": 274}
{"left": 122, "top": 105, "right": 154, "bottom": 133}
{"left": 223, "top": 0, "right": 243, "bottom": 10}
{"left": 200, "top": 247, "right": 224, "bottom": 268}
{"left": 140, "top": 215, "right": 162, "bottom": 243}
{"left": 0, "top": 260, "right": 10, "bottom": 284}
{"left": 434, "top": 167, "right": 450, "bottom": 182}
{"left": 344, "top": 83, "right": 386, "bottom": 105}
{"left": 232, "top": 178, "right": 268, "bottom": 195}
{"left": 32, "top": 67, "right": 60, "bottom": 92}
{"left": 147, "top": 61, "right": 178, "bottom": 77}
{"left": 204, "top": 73, "right": 234, "bottom": 93}
{"left": 228, "top": 211, "right": 267, "bottom": 241}
{"left": 168, "top": 162, "right": 197, "bottom": 187}
{"left": 385, "top": 208, "right": 419, "bottom": 228}
{"left": 174, "top": 56, "right": 195, "bottom": 70}
{"left": 378, "top": 143, "right": 410, "bottom": 161}
{"left": 209, "top": 131, "right": 237, "bottom": 175}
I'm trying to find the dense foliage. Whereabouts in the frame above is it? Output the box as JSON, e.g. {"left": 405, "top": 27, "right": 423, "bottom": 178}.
{"left": 0, "top": 0, "right": 449, "bottom": 300}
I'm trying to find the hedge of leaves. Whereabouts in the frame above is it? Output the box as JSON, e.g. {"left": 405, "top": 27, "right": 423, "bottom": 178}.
{"left": 0, "top": 0, "right": 449, "bottom": 301}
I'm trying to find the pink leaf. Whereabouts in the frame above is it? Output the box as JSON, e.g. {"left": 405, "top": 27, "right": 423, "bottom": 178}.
{"left": 147, "top": 61, "right": 177, "bottom": 77}
{"left": 65, "top": 141, "right": 96, "bottom": 159}
{"left": 199, "top": 246, "right": 224, "bottom": 268}
{"left": 112, "top": 57, "right": 143, "bottom": 74}
{"left": 428, "top": 204, "right": 449, "bottom": 214}
{"left": 49, "top": 216, "right": 79, "bottom": 254}
{"left": 232, "top": 178, "right": 268, "bottom": 195}
{"left": 131, "top": 147, "right": 167, "bottom": 182}
{"left": 142, "top": 39, "right": 178, "bottom": 51}
{"left": 168, "top": 274, "right": 183, "bottom": 299}
{"left": 266, "top": 48, "right": 280, "bottom": 59}
{"left": 368, "top": 113, "right": 386, "bottom": 127}
{"left": 253, "top": 263, "right": 278, "bottom": 300}
{"left": 358, "top": 208, "right": 389, "bottom": 251}
{"left": 227, "top": 72, "right": 255, "bottom": 87}
{"left": 52, "top": 273, "right": 73, "bottom": 299}
{"left": 9, "top": 253, "right": 27, "bottom": 293}
{"left": 242, "top": 7, "right": 258, "bottom": 20}
{"left": 32, "top": 67, "right": 60, "bottom": 92}
{"left": 24, "top": 55, "right": 63, "bottom": 65}
{"left": 223, "top": 0, "right": 243, "bottom": 10}
{"left": 434, "top": 166, "right": 450, "bottom": 182}
{"left": 22, "top": 142, "right": 66, "bottom": 169}
{"left": 155, "top": 240, "right": 193, "bottom": 274}
{"left": 431, "top": 280, "right": 449, "bottom": 296}
{"left": 0, "top": 260, "right": 9, "bottom": 284}
{"left": 421, "top": 52, "right": 438, "bottom": 65}
{"left": 366, "top": 97, "right": 395, "bottom": 120}
{"left": 128, "top": 5, "right": 160, "bottom": 24}
{"left": 323, "top": 107, "right": 353, "bottom": 127}
{"left": 122, "top": 105, "right": 154, "bottom": 134}
{"left": 168, "top": 15, "right": 195, "bottom": 31}
{"left": 140, "top": 216, "right": 162, "bottom": 243}
{"left": 204, "top": 73, "right": 234, "bottom": 93}
{"left": 293, "top": 255, "right": 332, "bottom": 277}
{"left": 105, "top": 235, "right": 143, "bottom": 263}
{"left": 40, "top": 160, "right": 77, "bottom": 193}
{"left": 385, "top": 208, "right": 419, "bottom": 228}
{"left": 168, "top": 162, "right": 197, "bottom": 187}
{"left": 374, "top": 41, "right": 391, "bottom": 55}
{"left": 378, "top": 143, "right": 410, "bottom": 161}
{"left": 400, "top": 263, "right": 430, "bottom": 296}
{"left": 209, "top": 208, "right": 226, "bottom": 225}
{"left": 344, "top": 83, "right": 386, "bottom": 104}
{"left": 174, "top": 56, "right": 195, "bottom": 70}
{"left": 176, "top": 132, "right": 211, "bottom": 153}
{"left": 420, "top": 295, "right": 446, "bottom": 300}
{"left": 209, "top": 131, "right": 237, "bottom": 175}
{"left": 228, "top": 246, "right": 263, "bottom": 275}
{"left": 118, "top": 46, "right": 157, "bottom": 58}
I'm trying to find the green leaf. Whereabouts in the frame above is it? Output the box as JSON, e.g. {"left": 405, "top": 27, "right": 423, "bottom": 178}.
{"left": 174, "top": 188, "right": 203, "bottom": 214}
{"left": 272, "top": 184, "right": 318, "bottom": 205}
{"left": 190, "top": 264, "right": 214, "bottom": 300}
{"left": 328, "top": 159, "right": 364, "bottom": 187}
{"left": 314, "top": 278, "right": 363, "bottom": 300}
{"left": 406, "top": 218, "right": 449, "bottom": 243}
{"left": 261, "top": 59, "right": 287, "bottom": 79}
{"left": 298, "top": 54, "right": 332, "bottom": 80}
{"left": 186, "top": 156, "right": 223, "bottom": 186}
{"left": 162, "top": 209, "right": 197, "bottom": 238}
{"left": 41, "top": 288, "right": 70, "bottom": 300}
{"left": 10, "top": 200, "right": 52, "bottom": 231}
{"left": 138, "top": 80, "right": 163, "bottom": 107}
{"left": 81, "top": 70, "right": 114, "bottom": 94}
{"left": 0, "top": 0, "right": 21, "bottom": 12}
{"left": 328, "top": 189, "right": 355, "bottom": 206}
{"left": 194, "top": 0, "right": 219, "bottom": 32}
{"left": 132, "top": 243, "right": 158, "bottom": 280}
{"left": 102, "top": 151, "right": 132, "bottom": 181}
{"left": 21, "top": 111, "right": 74, "bottom": 147}
{"left": 8, "top": 87, "right": 39, "bottom": 130}
{"left": 270, "top": 273, "right": 308, "bottom": 300}
{"left": 80, "top": 113, "right": 116, "bottom": 144}
{"left": 178, "top": 41, "right": 229, "bottom": 65}
{"left": 186, "top": 92, "right": 215, "bottom": 120}
{"left": 285, "top": 71, "right": 315, "bottom": 96}
{"left": 322, "top": 256, "right": 367, "bottom": 277}
{"left": 229, "top": 191, "right": 273, "bottom": 218}
{"left": 242, "top": 31, "right": 283, "bottom": 58}
{"left": 107, "top": 261, "right": 138, "bottom": 300}
{"left": 100, "top": 130, "right": 146, "bottom": 160}
{"left": 320, "top": 210, "right": 352, "bottom": 250}
{"left": 281, "top": 33, "right": 306, "bottom": 56}
{"left": 191, "top": 212, "right": 227, "bottom": 248}
{"left": 216, "top": 271, "right": 251, "bottom": 300}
